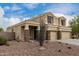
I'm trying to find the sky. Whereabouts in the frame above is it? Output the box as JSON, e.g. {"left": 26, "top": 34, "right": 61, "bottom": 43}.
{"left": 0, "top": 3, "right": 79, "bottom": 30}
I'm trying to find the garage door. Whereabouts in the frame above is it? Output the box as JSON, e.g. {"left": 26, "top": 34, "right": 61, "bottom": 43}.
{"left": 50, "top": 32, "right": 57, "bottom": 41}
{"left": 61, "top": 32, "right": 71, "bottom": 40}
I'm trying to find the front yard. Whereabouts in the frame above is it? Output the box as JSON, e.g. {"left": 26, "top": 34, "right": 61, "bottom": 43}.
{"left": 0, "top": 40, "right": 79, "bottom": 56}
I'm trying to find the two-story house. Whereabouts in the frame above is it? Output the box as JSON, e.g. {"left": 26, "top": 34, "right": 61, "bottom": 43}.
{"left": 7, "top": 12, "right": 71, "bottom": 41}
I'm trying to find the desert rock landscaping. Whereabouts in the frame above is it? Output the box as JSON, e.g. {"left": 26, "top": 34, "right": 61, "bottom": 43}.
{"left": 0, "top": 41, "right": 79, "bottom": 56}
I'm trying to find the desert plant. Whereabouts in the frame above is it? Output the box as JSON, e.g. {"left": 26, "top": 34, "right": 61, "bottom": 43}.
{"left": 0, "top": 28, "right": 4, "bottom": 32}
{"left": 6, "top": 43, "right": 10, "bottom": 46}
{"left": 0, "top": 36, "right": 7, "bottom": 45}
{"left": 39, "top": 17, "right": 46, "bottom": 46}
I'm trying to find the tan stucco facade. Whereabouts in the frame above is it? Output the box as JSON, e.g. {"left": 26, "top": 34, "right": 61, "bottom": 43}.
{"left": 7, "top": 12, "right": 71, "bottom": 41}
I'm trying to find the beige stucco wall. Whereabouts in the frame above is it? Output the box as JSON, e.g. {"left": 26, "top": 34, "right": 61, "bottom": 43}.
{"left": 14, "top": 26, "right": 22, "bottom": 41}
{"left": 7, "top": 12, "right": 71, "bottom": 41}
{"left": 8, "top": 26, "right": 23, "bottom": 41}
{"left": 44, "top": 13, "right": 59, "bottom": 26}
{"left": 32, "top": 12, "right": 59, "bottom": 26}
{"left": 7, "top": 25, "right": 25, "bottom": 41}
{"left": 7, "top": 22, "right": 40, "bottom": 41}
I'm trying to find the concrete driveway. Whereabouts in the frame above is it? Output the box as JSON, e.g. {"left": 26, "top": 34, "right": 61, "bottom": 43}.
{"left": 56, "top": 39, "right": 79, "bottom": 45}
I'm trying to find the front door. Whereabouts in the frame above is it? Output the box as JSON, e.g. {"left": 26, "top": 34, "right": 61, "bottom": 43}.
{"left": 57, "top": 31, "right": 61, "bottom": 40}
{"left": 29, "top": 26, "right": 37, "bottom": 40}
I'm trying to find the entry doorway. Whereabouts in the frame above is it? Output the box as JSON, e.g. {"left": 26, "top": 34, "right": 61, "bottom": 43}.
{"left": 29, "top": 26, "right": 37, "bottom": 40}
{"left": 57, "top": 31, "right": 61, "bottom": 40}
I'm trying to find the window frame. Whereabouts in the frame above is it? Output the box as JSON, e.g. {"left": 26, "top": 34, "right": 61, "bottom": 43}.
{"left": 47, "top": 16, "right": 53, "bottom": 24}
{"left": 61, "top": 19, "right": 66, "bottom": 26}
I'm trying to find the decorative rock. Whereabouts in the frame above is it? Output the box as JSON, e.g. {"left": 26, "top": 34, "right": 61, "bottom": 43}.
{"left": 39, "top": 47, "right": 46, "bottom": 51}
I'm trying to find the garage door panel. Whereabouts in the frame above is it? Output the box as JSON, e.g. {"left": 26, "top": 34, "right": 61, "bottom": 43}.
{"left": 61, "top": 32, "right": 71, "bottom": 39}
{"left": 50, "top": 32, "right": 57, "bottom": 41}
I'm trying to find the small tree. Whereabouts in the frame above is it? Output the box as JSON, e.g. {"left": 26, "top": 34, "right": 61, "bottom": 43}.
{"left": 0, "top": 28, "right": 3, "bottom": 32}
{"left": 0, "top": 36, "right": 7, "bottom": 45}
{"left": 69, "top": 16, "right": 79, "bottom": 38}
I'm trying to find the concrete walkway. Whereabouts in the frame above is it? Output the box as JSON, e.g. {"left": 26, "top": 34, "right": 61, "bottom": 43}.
{"left": 56, "top": 39, "right": 79, "bottom": 45}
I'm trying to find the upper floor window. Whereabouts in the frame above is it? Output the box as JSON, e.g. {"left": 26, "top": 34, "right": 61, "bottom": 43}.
{"left": 61, "top": 19, "right": 65, "bottom": 26}
{"left": 47, "top": 16, "right": 53, "bottom": 23}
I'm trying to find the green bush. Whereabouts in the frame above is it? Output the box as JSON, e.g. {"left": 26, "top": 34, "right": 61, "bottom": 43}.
{"left": 0, "top": 36, "right": 7, "bottom": 45}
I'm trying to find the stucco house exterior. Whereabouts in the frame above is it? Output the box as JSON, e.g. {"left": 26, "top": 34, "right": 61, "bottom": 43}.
{"left": 7, "top": 12, "right": 71, "bottom": 41}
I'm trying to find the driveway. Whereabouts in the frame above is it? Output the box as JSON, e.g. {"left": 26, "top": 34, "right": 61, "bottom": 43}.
{"left": 56, "top": 39, "right": 79, "bottom": 45}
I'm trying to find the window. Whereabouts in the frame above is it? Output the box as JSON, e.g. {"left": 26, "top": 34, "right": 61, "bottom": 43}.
{"left": 47, "top": 16, "right": 53, "bottom": 23}
{"left": 61, "top": 19, "right": 65, "bottom": 26}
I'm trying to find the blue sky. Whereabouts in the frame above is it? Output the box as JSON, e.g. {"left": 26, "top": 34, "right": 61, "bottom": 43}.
{"left": 0, "top": 3, "right": 79, "bottom": 30}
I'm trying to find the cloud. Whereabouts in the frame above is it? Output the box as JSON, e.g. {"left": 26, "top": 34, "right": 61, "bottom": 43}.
{"left": 3, "top": 6, "right": 10, "bottom": 10}
{"left": 4, "top": 4, "right": 21, "bottom": 11}
{"left": 0, "top": 6, "right": 30, "bottom": 31}
{"left": 53, "top": 13, "right": 74, "bottom": 20}
{"left": 8, "top": 18, "right": 21, "bottom": 26}
{"left": 8, "top": 17, "right": 30, "bottom": 26}
{"left": 24, "top": 3, "right": 39, "bottom": 10}
{"left": 22, "top": 17, "right": 30, "bottom": 21}
{"left": 0, "top": 7, "right": 5, "bottom": 28}
{"left": 12, "top": 4, "right": 21, "bottom": 11}
{"left": 0, "top": 7, "right": 4, "bottom": 17}
{"left": 44, "top": 4, "right": 74, "bottom": 15}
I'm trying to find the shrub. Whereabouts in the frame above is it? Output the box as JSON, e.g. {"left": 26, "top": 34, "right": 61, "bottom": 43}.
{"left": 6, "top": 43, "right": 10, "bottom": 46}
{"left": 0, "top": 36, "right": 7, "bottom": 45}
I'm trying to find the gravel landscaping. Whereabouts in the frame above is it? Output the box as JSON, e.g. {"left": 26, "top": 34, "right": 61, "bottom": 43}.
{"left": 0, "top": 40, "right": 79, "bottom": 56}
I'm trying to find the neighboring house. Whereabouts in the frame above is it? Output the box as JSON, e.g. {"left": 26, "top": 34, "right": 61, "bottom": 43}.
{"left": 7, "top": 12, "right": 71, "bottom": 41}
